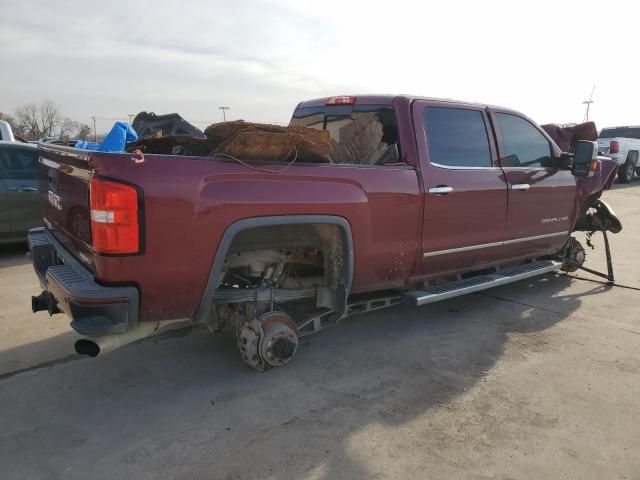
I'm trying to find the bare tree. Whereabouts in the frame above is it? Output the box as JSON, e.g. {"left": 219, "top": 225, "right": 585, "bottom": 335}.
{"left": 0, "top": 112, "right": 18, "bottom": 132}
{"left": 15, "top": 104, "right": 41, "bottom": 139}
{"left": 59, "top": 118, "right": 79, "bottom": 141}
{"left": 77, "top": 123, "right": 92, "bottom": 140}
{"left": 14, "top": 100, "right": 66, "bottom": 140}
{"left": 39, "top": 100, "right": 63, "bottom": 138}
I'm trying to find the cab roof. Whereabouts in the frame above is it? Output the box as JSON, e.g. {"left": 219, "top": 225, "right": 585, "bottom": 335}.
{"left": 296, "top": 94, "right": 512, "bottom": 112}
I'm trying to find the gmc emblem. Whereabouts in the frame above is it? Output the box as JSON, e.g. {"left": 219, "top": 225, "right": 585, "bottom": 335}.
{"left": 48, "top": 190, "right": 62, "bottom": 211}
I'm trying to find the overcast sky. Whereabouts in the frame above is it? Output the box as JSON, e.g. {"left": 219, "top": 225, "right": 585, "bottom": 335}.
{"left": 1, "top": 0, "right": 638, "bottom": 132}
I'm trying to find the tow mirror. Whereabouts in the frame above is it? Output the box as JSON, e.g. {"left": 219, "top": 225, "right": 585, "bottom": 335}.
{"left": 556, "top": 153, "right": 573, "bottom": 170}
{"left": 573, "top": 140, "right": 599, "bottom": 177}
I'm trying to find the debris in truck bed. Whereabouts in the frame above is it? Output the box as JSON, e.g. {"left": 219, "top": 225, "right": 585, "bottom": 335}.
{"left": 208, "top": 122, "right": 331, "bottom": 163}
{"left": 126, "top": 135, "right": 214, "bottom": 156}
{"left": 132, "top": 112, "right": 205, "bottom": 139}
{"left": 128, "top": 120, "right": 332, "bottom": 163}
{"left": 76, "top": 121, "right": 138, "bottom": 152}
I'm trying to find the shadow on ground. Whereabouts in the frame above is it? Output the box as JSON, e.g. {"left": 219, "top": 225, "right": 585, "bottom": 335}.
{"left": 610, "top": 180, "right": 640, "bottom": 192}
{"left": 0, "top": 243, "right": 30, "bottom": 268}
{"left": 0, "top": 273, "right": 604, "bottom": 479}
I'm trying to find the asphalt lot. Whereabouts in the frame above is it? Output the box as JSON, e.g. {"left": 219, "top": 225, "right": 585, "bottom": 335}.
{"left": 1, "top": 184, "right": 639, "bottom": 480}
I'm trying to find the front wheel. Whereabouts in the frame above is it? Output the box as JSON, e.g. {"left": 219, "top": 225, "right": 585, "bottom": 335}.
{"left": 618, "top": 158, "right": 636, "bottom": 183}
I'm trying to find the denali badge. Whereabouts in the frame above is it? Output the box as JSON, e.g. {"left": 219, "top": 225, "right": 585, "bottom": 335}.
{"left": 541, "top": 216, "right": 568, "bottom": 223}
{"left": 48, "top": 190, "right": 62, "bottom": 211}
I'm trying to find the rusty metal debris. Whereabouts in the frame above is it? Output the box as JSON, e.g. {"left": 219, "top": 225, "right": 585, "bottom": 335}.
{"left": 541, "top": 121, "right": 598, "bottom": 152}
{"left": 128, "top": 119, "right": 332, "bottom": 163}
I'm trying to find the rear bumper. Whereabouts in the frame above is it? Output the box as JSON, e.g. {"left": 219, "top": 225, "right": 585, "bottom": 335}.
{"left": 28, "top": 228, "right": 139, "bottom": 336}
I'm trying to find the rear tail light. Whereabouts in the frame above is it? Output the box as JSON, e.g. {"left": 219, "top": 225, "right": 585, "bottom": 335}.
{"left": 609, "top": 140, "right": 619, "bottom": 154}
{"left": 90, "top": 178, "right": 141, "bottom": 254}
{"left": 326, "top": 96, "right": 356, "bottom": 105}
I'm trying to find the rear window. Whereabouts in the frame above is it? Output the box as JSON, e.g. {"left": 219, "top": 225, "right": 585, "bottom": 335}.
{"left": 599, "top": 127, "right": 640, "bottom": 139}
{"left": 290, "top": 104, "right": 400, "bottom": 165}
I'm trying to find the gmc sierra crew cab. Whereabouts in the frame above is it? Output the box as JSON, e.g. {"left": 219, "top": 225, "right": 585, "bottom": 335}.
{"left": 28, "top": 95, "right": 621, "bottom": 370}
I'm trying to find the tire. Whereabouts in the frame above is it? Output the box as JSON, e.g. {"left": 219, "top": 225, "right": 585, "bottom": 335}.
{"left": 618, "top": 156, "right": 636, "bottom": 183}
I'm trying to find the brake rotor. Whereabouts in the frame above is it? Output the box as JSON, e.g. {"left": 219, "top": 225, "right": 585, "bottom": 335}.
{"left": 561, "top": 238, "right": 586, "bottom": 272}
{"left": 237, "top": 311, "right": 298, "bottom": 371}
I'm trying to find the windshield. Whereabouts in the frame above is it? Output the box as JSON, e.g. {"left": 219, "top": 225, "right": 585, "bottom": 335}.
{"left": 599, "top": 127, "right": 640, "bottom": 139}
{"left": 290, "top": 104, "right": 400, "bottom": 165}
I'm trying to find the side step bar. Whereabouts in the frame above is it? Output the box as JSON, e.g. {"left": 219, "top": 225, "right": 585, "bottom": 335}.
{"left": 405, "top": 260, "right": 563, "bottom": 306}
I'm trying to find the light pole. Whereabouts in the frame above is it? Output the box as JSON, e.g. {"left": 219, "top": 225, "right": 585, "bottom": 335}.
{"left": 219, "top": 106, "right": 230, "bottom": 122}
{"left": 91, "top": 116, "right": 97, "bottom": 142}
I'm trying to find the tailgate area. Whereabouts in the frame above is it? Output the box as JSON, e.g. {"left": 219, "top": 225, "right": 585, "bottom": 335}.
{"left": 28, "top": 228, "right": 139, "bottom": 336}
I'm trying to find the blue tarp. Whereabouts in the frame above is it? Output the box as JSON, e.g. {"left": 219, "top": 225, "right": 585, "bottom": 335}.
{"left": 75, "top": 121, "right": 138, "bottom": 152}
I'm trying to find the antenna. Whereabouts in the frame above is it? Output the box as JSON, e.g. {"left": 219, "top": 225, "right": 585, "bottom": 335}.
{"left": 582, "top": 85, "right": 595, "bottom": 122}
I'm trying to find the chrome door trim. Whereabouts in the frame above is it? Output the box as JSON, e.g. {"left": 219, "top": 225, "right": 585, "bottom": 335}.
{"left": 431, "top": 162, "right": 502, "bottom": 171}
{"left": 423, "top": 240, "right": 504, "bottom": 257}
{"left": 423, "top": 231, "right": 569, "bottom": 258}
{"left": 502, "top": 231, "right": 569, "bottom": 245}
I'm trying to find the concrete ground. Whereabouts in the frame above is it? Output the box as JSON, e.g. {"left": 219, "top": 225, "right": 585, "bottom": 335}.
{"left": 1, "top": 184, "right": 639, "bottom": 480}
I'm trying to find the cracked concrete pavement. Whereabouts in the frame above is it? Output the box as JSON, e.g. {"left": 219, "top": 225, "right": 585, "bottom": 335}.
{"left": 0, "top": 184, "right": 639, "bottom": 479}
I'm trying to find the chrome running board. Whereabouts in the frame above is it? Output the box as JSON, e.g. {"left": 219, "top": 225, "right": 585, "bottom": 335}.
{"left": 406, "top": 260, "right": 562, "bottom": 306}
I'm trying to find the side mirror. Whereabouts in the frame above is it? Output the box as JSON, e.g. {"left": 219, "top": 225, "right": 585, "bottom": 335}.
{"left": 556, "top": 153, "right": 573, "bottom": 170}
{"left": 572, "top": 140, "right": 598, "bottom": 177}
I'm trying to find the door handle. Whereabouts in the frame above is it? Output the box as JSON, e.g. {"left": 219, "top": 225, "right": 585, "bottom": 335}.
{"left": 10, "top": 186, "right": 38, "bottom": 192}
{"left": 511, "top": 184, "right": 530, "bottom": 191}
{"left": 428, "top": 186, "right": 454, "bottom": 195}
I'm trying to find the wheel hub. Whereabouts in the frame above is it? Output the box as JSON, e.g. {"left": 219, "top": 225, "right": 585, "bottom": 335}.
{"left": 259, "top": 313, "right": 299, "bottom": 367}
{"left": 561, "top": 238, "right": 586, "bottom": 272}
{"left": 237, "top": 311, "right": 298, "bottom": 371}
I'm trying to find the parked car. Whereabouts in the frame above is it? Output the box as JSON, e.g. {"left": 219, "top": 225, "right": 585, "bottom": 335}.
{"left": 0, "top": 120, "right": 16, "bottom": 142}
{"left": 0, "top": 141, "right": 43, "bottom": 245}
{"left": 597, "top": 126, "right": 640, "bottom": 183}
{"left": 27, "top": 95, "right": 620, "bottom": 370}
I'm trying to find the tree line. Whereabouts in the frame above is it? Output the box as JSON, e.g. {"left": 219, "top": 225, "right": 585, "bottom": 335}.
{"left": 0, "top": 100, "right": 91, "bottom": 142}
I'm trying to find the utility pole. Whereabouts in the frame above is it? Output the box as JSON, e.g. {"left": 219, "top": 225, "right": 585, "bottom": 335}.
{"left": 582, "top": 85, "right": 595, "bottom": 122}
{"left": 128, "top": 114, "right": 135, "bottom": 124}
{"left": 219, "top": 106, "right": 230, "bottom": 122}
{"left": 91, "top": 116, "right": 97, "bottom": 142}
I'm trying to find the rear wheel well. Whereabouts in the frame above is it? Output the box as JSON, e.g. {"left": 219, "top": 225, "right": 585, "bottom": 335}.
{"left": 222, "top": 223, "right": 346, "bottom": 290}
{"left": 199, "top": 218, "right": 353, "bottom": 331}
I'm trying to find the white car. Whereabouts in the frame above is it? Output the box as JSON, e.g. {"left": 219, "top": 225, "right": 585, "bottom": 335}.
{"left": 597, "top": 126, "right": 640, "bottom": 183}
{"left": 0, "top": 120, "right": 15, "bottom": 142}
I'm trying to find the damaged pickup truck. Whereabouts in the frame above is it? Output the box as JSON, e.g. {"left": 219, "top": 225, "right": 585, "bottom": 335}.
{"left": 28, "top": 95, "right": 621, "bottom": 370}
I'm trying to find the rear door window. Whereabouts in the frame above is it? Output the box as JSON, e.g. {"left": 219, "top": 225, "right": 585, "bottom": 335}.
{"left": 495, "top": 113, "right": 553, "bottom": 168}
{"left": 423, "top": 107, "right": 492, "bottom": 168}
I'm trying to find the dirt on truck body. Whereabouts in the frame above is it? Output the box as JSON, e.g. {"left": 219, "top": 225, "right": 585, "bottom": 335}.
{"left": 28, "top": 95, "right": 621, "bottom": 370}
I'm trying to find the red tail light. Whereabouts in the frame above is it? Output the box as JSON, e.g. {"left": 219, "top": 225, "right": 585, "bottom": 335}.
{"left": 609, "top": 140, "right": 619, "bottom": 154}
{"left": 90, "top": 178, "right": 141, "bottom": 254}
{"left": 326, "top": 96, "right": 356, "bottom": 105}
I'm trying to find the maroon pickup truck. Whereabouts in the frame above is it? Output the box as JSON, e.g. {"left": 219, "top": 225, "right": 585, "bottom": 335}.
{"left": 28, "top": 95, "right": 621, "bottom": 370}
